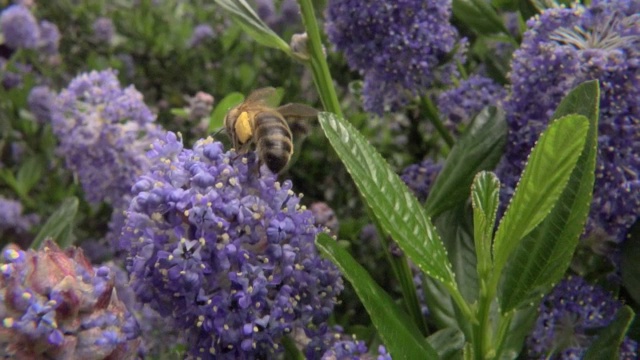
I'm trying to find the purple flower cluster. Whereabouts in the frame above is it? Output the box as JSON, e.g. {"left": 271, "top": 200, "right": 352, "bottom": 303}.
{"left": 51, "top": 69, "right": 165, "bottom": 209}
{"left": 108, "top": 262, "right": 185, "bottom": 357}
{"left": 188, "top": 24, "right": 215, "bottom": 48}
{"left": 437, "top": 75, "right": 506, "bottom": 133}
{"left": 120, "top": 132, "right": 343, "bottom": 359}
{"left": 305, "top": 326, "right": 392, "bottom": 360}
{"left": 0, "top": 240, "right": 141, "bottom": 359}
{"left": 499, "top": 0, "right": 640, "bottom": 243}
{"left": 310, "top": 202, "right": 339, "bottom": 236}
{"left": 526, "top": 276, "right": 637, "bottom": 359}
{"left": 255, "top": 0, "right": 300, "bottom": 32}
{"left": 0, "top": 196, "right": 39, "bottom": 234}
{"left": 401, "top": 159, "right": 443, "bottom": 203}
{"left": 325, "top": 0, "right": 466, "bottom": 114}
{"left": 92, "top": 17, "right": 115, "bottom": 44}
{"left": 27, "top": 85, "right": 56, "bottom": 124}
{"left": 0, "top": 4, "right": 60, "bottom": 53}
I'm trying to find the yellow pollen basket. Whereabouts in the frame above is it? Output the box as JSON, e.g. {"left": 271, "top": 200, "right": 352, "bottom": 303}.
{"left": 235, "top": 112, "right": 253, "bottom": 144}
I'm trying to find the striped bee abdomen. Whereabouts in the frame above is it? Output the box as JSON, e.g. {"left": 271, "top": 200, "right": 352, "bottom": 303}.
{"left": 254, "top": 112, "right": 294, "bottom": 173}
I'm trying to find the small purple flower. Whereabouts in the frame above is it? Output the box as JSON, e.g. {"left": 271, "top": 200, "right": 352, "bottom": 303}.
{"left": 92, "top": 17, "right": 115, "bottom": 44}
{"left": 188, "top": 24, "right": 215, "bottom": 48}
{"left": 121, "top": 132, "right": 343, "bottom": 359}
{"left": 0, "top": 5, "right": 39, "bottom": 49}
{"left": 0, "top": 240, "right": 141, "bottom": 359}
{"left": 438, "top": 75, "right": 506, "bottom": 133}
{"left": 0, "top": 58, "right": 31, "bottom": 90}
{"left": 310, "top": 202, "right": 339, "bottom": 235}
{"left": 325, "top": 0, "right": 466, "bottom": 114}
{"left": 38, "top": 20, "right": 60, "bottom": 55}
{"left": 401, "top": 159, "right": 443, "bottom": 203}
{"left": 27, "top": 85, "right": 55, "bottom": 124}
{"left": 187, "top": 91, "right": 215, "bottom": 121}
{"left": 499, "top": 0, "right": 640, "bottom": 244}
{"left": 526, "top": 276, "right": 637, "bottom": 359}
{"left": 0, "top": 196, "right": 39, "bottom": 234}
{"left": 51, "top": 69, "right": 165, "bottom": 209}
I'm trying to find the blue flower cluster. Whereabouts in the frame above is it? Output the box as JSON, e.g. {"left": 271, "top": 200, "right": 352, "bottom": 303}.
{"left": 499, "top": 0, "right": 640, "bottom": 243}
{"left": 526, "top": 276, "right": 637, "bottom": 359}
{"left": 325, "top": 0, "right": 466, "bottom": 114}
{"left": 0, "top": 4, "right": 60, "bottom": 54}
{"left": 0, "top": 240, "right": 141, "bottom": 359}
{"left": 51, "top": 69, "right": 165, "bottom": 209}
{"left": 401, "top": 159, "right": 443, "bottom": 203}
{"left": 437, "top": 75, "right": 506, "bottom": 133}
{"left": 121, "top": 132, "right": 343, "bottom": 359}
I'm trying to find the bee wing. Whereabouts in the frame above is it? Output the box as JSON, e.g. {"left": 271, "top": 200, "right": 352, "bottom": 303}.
{"left": 276, "top": 103, "right": 319, "bottom": 118}
{"left": 245, "top": 87, "right": 279, "bottom": 106}
{"left": 277, "top": 103, "right": 318, "bottom": 138}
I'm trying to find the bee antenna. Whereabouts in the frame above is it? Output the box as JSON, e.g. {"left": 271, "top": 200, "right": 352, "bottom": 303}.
{"left": 210, "top": 127, "right": 226, "bottom": 139}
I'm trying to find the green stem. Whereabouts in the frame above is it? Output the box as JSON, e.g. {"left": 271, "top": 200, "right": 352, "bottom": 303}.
{"left": 297, "top": 0, "right": 343, "bottom": 118}
{"left": 472, "top": 280, "right": 495, "bottom": 359}
{"left": 420, "top": 96, "right": 455, "bottom": 148}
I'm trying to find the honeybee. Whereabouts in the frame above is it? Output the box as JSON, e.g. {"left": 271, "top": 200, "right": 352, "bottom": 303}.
{"left": 224, "top": 87, "right": 318, "bottom": 174}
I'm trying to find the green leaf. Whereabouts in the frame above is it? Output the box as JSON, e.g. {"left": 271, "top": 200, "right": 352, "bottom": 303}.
{"left": 493, "top": 114, "right": 589, "bottom": 277}
{"left": 495, "top": 306, "right": 538, "bottom": 360}
{"left": 16, "top": 155, "right": 44, "bottom": 195}
{"left": 316, "top": 233, "right": 438, "bottom": 359}
{"left": 434, "top": 204, "right": 478, "bottom": 303}
{"left": 425, "top": 107, "right": 507, "bottom": 218}
{"left": 317, "top": 112, "right": 457, "bottom": 294}
{"left": 32, "top": 197, "right": 79, "bottom": 250}
{"left": 0, "top": 169, "right": 22, "bottom": 197}
{"left": 283, "top": 335, "right": 305, "bottom": 360}
{"left": 471, "top": 171, "right": 500, "bottom": 279}
{"left": 208, "top": 92, "right": 245, "bottom": 132}
{"left": 498, "top": 80, "right": 600, "bottom": 312}
{"left": 584, "top": 306, "right": 635, "bottom": 360}
{"left": 170, "top": 108, "right": 189, "bottom": 117}
{"left": 422, "top": 275, "right": 459, "bottom": 330}
{"left": 452, "top": 0, "right": 510, "bottom": 35}
{"left": 621, "top": 220, "right": 640, "bottom": 305}
{"left": 426, "top": 328, "right": 465, "bottom": 360}
{"left": 213, "top": 0, "right": 290, "bottom": 54}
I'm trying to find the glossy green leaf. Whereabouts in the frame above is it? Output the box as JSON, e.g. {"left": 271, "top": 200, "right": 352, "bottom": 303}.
{"left": 499, "top": 80, "right": 600, "bottom": 312}
{"left": 584, "top": 306, "right": 635, "bottom": 360}
{"left": 425, "top": 107, "right": 507, "bottom": 218}
{"left": 214, "top": 0, "right": 290, "bottom": 53}
{"left": 32, "top": 197, "right": 79, "bottom": 250}
{"left": 427, "top": 328, "right": 465, "bottom": 360}
{"left": 493, "top": 114, "right": 589, "bottom": 276}
{"left": 208, "top": 92, "right": 245, "bottom": 132}
{"left": 316, "top": 233, "right": 438, "bottom": 359}
{"left": 471, "top": 171, "right": 500, "bottom": 279}
{"left": 16, "top": 155, "right": 44, "bottom": 195}
{"left": 318, "top": 112, "right": 457, "bottom": 292}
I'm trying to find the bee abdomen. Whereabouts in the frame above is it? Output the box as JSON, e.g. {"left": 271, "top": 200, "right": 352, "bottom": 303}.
{"left": 255, "top": 113, "right": 293, "bottom": 173}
